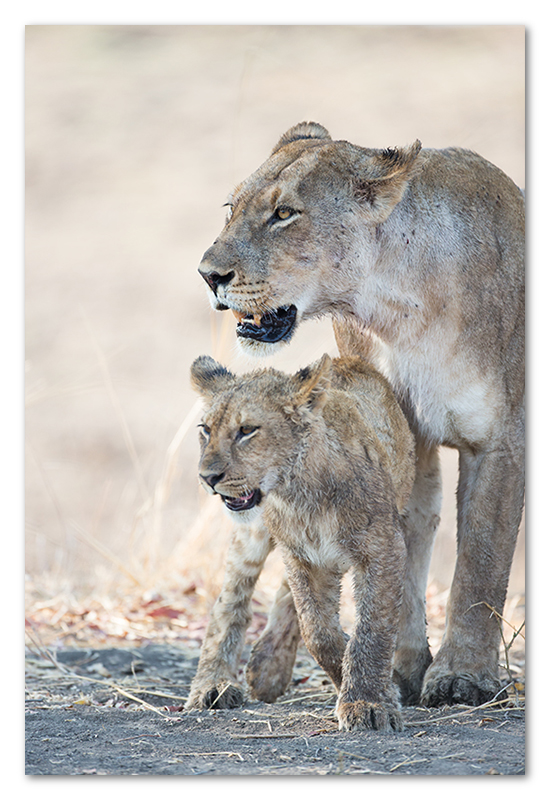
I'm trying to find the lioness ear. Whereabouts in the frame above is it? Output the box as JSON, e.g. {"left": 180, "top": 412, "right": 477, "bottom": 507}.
{"left": 272, "top": 121, "right": 332, "bottom": 155}
{"left": 292, "top": 354, "right": 332, "bottom": 416}
{"left": 353, "top": 140, "right": 422, "bottom": 223}
{"left": 190, "top": 355, "right": 234, "bottom": 397}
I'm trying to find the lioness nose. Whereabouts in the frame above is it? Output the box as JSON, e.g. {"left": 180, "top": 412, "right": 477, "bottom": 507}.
{"left": 201, "top": 471, "right": 225, "bottom": 488}
{"left": 199, "top": 267, "right": 235, "bottom": 294}
{"left": 199, "top": 255, "right": 235, "bottom": 294}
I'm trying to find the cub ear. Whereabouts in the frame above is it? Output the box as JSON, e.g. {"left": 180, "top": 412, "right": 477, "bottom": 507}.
{"left": 292, "top": 353, "right": 333, "bottom": 416}
{"left": 272, "top": 121, "right": 332, "bottom": 155}
{"left": 190, "top": 356, "right": 234, "bottom": 397}
{"left": 353, "top": 139, "right": 422, "bottom": 223}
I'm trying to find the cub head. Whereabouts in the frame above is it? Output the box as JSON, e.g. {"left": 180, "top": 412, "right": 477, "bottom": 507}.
{"left": 190, "top": 353, "right": 332, "bottom": 521}
{"left": 198, "top": 121, "right": 422, "bottom": 354}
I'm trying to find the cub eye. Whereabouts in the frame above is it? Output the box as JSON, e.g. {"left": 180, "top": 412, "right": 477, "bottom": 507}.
{"left": 223, "top": 202, "right": 233, "bottom": 220}
{"left": 199, "top": 423, "right": 211, "bottom": 439}
{"left": 237, "top": 425, "right": 258, "bottom": 440}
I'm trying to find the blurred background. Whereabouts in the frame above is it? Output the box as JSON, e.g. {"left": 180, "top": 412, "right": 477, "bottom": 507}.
{"left": 25, "top": 25, "right": 524, "bottom": 648}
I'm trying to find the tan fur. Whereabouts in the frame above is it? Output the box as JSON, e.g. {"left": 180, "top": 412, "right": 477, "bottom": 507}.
{"left": 197, "top": 123, "right": 525, "bottom": 707}
{"left": 186, "top": 354, "right": 415, "bottom": 732}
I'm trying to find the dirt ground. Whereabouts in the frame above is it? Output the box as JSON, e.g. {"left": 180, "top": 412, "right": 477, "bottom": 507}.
{"left": 24, "top": 566, "right": 525, "bottom": 778}
{"left": 25, "top": 642, "right": 524, "bottom": 777}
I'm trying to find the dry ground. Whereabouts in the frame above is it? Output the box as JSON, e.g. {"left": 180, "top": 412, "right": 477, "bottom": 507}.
{"left": 25, "top": 641, "right": 524, "bottom": 777}
{"left": 25, "top": 25, "right": 525, "bottom": 778}
{"left": 25, "top": 572, "right": 525, "bottom": 776}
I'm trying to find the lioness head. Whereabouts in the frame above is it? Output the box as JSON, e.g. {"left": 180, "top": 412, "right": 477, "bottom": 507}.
{"left": 190, "top": 353, "right": 332, "bottom": 521}
{"left": 199, "top": 122, "right": 421, "bottom": 354}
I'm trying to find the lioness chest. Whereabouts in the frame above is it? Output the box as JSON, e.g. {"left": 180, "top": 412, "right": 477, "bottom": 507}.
{"left": 367, "top": 331, "right": 500, "bottom": 448}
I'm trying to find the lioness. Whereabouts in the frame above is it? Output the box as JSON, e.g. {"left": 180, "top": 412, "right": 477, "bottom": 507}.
{"left": 196, "top": 122, "right": 525, "bottom": 708}
{"left": 187, "top": 353, "right": 414, "bottom": 731}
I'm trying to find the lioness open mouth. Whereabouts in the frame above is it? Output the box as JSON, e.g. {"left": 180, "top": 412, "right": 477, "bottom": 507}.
{"left": 232, "top": 306, "right": 297, "bottom": 344}
{"left": 220, "top": 489, "right": 262, "bottom": 512}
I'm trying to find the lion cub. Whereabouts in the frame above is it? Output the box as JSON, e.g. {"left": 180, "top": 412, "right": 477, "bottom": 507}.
{"left": 188, "top": 353, "right": 415, "bottom": 732}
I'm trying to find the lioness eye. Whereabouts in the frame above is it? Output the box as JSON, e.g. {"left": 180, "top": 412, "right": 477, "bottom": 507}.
{"left": 199, "top": 423, "right": 211, "bottom": 439}
{"left": 275, "top": 207, "right": 292, "bottom": 220}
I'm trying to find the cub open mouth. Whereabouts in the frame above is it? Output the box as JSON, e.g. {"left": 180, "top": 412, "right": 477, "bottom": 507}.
{"left": 221, "top": 489, "right": 262, "bottom": 512}
{"left": 233, "top": 306, "right": 297, "bottom": 344}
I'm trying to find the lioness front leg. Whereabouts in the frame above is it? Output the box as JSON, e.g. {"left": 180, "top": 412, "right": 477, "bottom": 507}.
{"left": 421, "top": 433, "right": 524, "bottom": 707}
{"left": 337, "top": 521, "right": 407, "bottom": 732}
{"left": 393, "top": 441, "right": 441, "bottom": 704}
{"left": 246, "top": 576, "right": 301, "bottom": 702}
{"left": 186, "top": 520, "right": 272, "bottom": 709}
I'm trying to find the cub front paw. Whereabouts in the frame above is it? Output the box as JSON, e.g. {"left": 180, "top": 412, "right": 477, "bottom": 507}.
{"left": 185, "top": 681, "right": 245, "bottom": 710}
{"left": 337, "top": 699, "right": 404, "bottom": 732}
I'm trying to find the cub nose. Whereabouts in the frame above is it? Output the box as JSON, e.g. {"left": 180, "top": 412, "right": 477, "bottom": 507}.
{"left": 201, "top": 471, "right": 225, "bottom": 489}
{"left": 199, "top": 268, "right": 235, "bottom": 294}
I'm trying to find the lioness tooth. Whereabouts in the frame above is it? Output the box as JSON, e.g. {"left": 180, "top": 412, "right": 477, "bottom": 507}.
{"left": 232, "top": 310, "right": 262, "bottom": 327}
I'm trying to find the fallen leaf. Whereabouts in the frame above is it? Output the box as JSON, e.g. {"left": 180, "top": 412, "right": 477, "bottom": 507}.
{"left": 147, "top": 606, "right": 182, "bottom": 619}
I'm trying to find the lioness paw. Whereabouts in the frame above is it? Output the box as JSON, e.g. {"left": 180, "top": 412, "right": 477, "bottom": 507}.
{"left": 185, "top": 681, "right": 245, "bottom": 710}
{"left": 420, "top": 670, "right": 505, "bottom": 708}
{"left": 337, "top": 700, "right": 404, "bottom": 733}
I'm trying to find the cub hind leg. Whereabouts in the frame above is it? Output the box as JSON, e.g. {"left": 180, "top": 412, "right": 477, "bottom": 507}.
{"left": 246, "top": 576, "right": 301, "bottom": 703}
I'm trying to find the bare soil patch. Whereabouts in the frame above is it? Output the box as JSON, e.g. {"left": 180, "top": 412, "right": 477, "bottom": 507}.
{"left": 25, "top": 640, "right": 524, "bottom": 776}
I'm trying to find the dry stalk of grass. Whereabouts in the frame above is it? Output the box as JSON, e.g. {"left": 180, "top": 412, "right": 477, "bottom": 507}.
{"left": 80, "top": 305, "right": 150, "bottom": 506}
{"left": 25, "top": 631, "right": 180, "bottom": 718}
{"left": 69, "top": 519, "right": 143, "bottom": 586}
{"left": 405, "top": 693, "right": 524, "bottom": 727}
{"left": 175, "top": 751, "right": 245, "bottom": 762}
{"left": 466, "top": 601, "right": 525, "bottom": 703}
